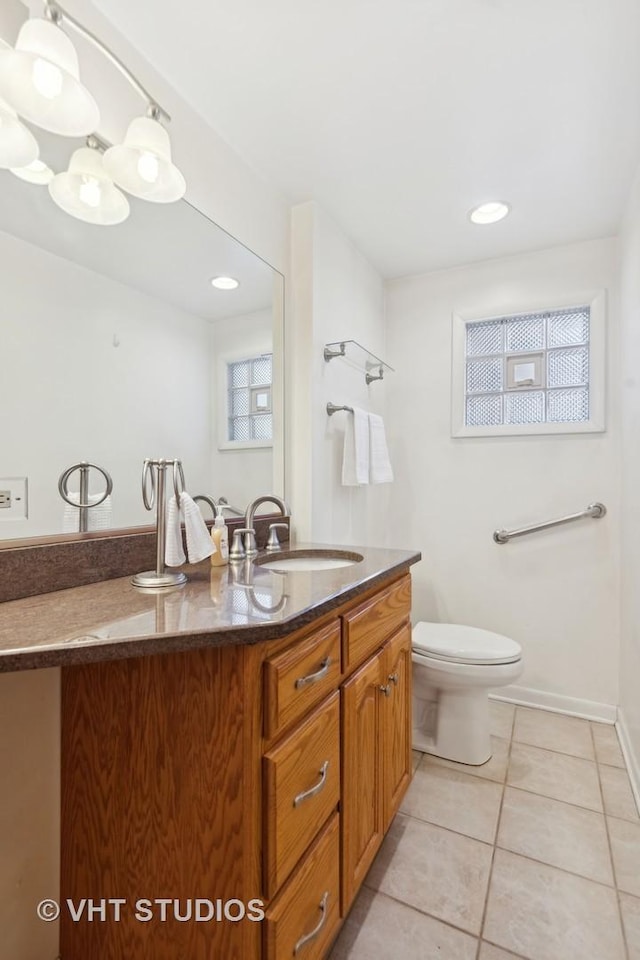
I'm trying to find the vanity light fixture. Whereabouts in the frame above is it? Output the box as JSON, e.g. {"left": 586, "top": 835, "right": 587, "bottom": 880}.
{"left": 10, "top": 157, "right": 54, "bottom": 184}
{"left": 0, "top": 16, "right": 99, "bottom": 136}
{"left": 0, "top": 0, "right": 186, "bottom": 220}
{"left": 49, "top": 137, "right": 129, "bottom": 225}
{"left": 211, "top": 276, "right": 240, "bottom": 290}
{"left": 469, "top": 201, "right": 510, "bottom": 225}
{"left": 0, "top": 94, "right": 39, "bottom": 169}
{"left": 104, "top": 114, "right": 185, "bottom": 203}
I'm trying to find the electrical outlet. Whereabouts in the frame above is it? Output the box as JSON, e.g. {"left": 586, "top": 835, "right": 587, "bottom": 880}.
{"left": 0, "top": 478, "right": 28, "bottom": 520}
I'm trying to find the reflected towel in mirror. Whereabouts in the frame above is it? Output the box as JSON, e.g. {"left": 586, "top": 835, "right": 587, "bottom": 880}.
{"left": 62, "top": 493, "right": 113, "bottom": 533}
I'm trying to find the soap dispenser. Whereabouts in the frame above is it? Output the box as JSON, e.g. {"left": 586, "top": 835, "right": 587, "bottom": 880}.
{"left": 210, "top": 505, "right": 229, "bottom": 566}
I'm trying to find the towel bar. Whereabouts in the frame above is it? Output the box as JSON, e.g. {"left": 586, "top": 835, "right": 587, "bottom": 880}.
{"left": 326, "top": 402, "right": 354, "bottom": 416}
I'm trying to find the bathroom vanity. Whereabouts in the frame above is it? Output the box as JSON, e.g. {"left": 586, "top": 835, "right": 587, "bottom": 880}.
{"left": 0, "top": 544, "right": 420, "bottom": 960}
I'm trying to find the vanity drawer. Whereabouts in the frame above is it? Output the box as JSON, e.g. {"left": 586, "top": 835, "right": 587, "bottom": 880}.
{"left": 264, "top": 813, "right": 340, "bottom": 960}
{"left": 264, "top": 620, "right": 341, "bottom": 739}
{"left": 264, "top": 693, "right": 340, "bottom": 896}
{"left": 342, "top": 574, "right": 412, "bottom": 671}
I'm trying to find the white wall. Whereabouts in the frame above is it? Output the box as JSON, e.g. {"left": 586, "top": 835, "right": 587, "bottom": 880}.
{"left": 386, "top": 238, "right": 621, "bottom": 713}
{"left": 1, "top": 229, "right": 212, "bottom": 537}
{"left": 210, "top": 308, "right": 273, "bottom": 510}
{"left": 290, "top": 202, "right": 391, "bottom": 545}
{"left": 618, "top": 165, "right": 640, "bottom": 790}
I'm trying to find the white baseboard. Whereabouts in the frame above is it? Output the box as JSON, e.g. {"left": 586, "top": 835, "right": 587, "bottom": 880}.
{"left": 489, "top": 684, "right": 617, "bottom": 723}
{"left": 617, "top": 708, "right": 640, "bottom": 815}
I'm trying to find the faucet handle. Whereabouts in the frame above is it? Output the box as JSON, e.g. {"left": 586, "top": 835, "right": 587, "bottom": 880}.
{"left": 239, "top": 526, "right": 258, "bottom": 558}
{"left": 230, "top": 528, "right": 252, "bottom": 561}
{"left": 266, "top": 522, "right": 289, "bottom": 552}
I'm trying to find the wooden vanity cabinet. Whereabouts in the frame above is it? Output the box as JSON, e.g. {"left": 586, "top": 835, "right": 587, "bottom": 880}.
{"left": 341, "top": 622, "right": 412, "bottom": 912}
{"left": 60, "top": 570, "right": 412, "bottom": 960}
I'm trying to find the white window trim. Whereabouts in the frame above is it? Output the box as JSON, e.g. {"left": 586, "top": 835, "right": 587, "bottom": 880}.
{"left": 217, "top": 348, "right": 274, "bottom": 451}
{"left": 450, "top": 290, "right": 606, "bottom": 438}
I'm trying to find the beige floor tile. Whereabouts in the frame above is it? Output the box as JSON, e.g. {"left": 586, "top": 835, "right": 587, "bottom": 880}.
{"left": 401, "top": 763, "right": 503, "bottom": 843}
{"left": 600, "top": 764, "right": 640, "bottom": 821}
{"left": 329, "top": 887, "right": 478, "bottom": 960}
{"left": 422, "top": 735, "right": 510, "bottom": 783}
{"left": 489, "top": 699, "right": 515, "bottom": 739}
{"left": 412, "top": 749, "right": 421, "bottom": 773}
{"left": 591, "top": 722, "right": 625, "bottom": 768}
{"left": 608, "top": 816, "right": 640, "bottom": 896}
{"left": 479, "top": 944, "right": 525, "bottom": 960}
{"left": 484, "top": 848, "right": 626, "bottom": 960}
{"left": 507, "top": 742, "right": 602, "bottom": 811}
{"left": 366, "top": 813, "right": 493, "bottom": 935}
{"left": 497, "top": 786, "right": 613, "bottom": 884}
{"left": 620, "top": 893, "right": 640, "bottom": 960}
{"left": 513, "top": 706, "right": 594, "bottom": 759}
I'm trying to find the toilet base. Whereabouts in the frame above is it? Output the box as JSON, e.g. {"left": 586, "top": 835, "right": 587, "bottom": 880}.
{"left": 413, "top": 686, "right": 492, "bottom": 766}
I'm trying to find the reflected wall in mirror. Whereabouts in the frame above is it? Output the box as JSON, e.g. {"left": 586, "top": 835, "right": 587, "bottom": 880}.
{"left": 0, "top": 134, "right": 284, "bottom": 540}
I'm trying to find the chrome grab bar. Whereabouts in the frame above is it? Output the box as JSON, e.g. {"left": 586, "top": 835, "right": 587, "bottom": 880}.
{"left": 493, "top": 502, "right": 607, "bottom": 544}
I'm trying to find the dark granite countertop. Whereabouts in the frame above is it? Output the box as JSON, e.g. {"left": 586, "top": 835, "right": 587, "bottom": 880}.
{"left": 0, "top": 543, "right": 421, "bottom": 672}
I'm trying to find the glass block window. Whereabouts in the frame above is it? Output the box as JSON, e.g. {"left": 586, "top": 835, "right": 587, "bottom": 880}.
{"left": 464, "top": 305, "right": 590, "bottom": 428}
{"left": 227, "top": 354, "right": 273, "bottom": 442}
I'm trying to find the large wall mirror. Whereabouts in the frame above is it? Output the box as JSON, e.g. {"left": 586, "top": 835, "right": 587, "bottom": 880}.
{"left": 0, "top": 133, "right": 284, "bottom": 541}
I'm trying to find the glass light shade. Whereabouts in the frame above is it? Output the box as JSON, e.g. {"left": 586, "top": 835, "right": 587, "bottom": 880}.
{"left": 0, "top": 95, "right": 39, "bottom": 168}
{"left": 11, "top": 158, "right": 54, "bottom": 185}
{"left": 49, "top": 146, "right": 129, "bottom": 225}
{"left": 104, "top": 116, "right": 186, "bottom": 203}
{"left": 0, "top": 19, "right": 99, "bottom": 137}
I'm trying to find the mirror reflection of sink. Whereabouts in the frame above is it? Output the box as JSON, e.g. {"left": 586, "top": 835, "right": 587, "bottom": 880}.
{"left": 255, "top": 550, "right": 364, "bottom": 572}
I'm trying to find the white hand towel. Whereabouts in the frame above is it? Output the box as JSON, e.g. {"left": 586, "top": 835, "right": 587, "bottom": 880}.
{"left": 368, "top": 413, "right": 394, "bottom": 484}
{"left": 181, "top": 492, "right": 215, "bottom": 563}
{"left": 165, "top": 495, "right": 186, "bottom": 567}
{"left": 63, "top": 493, "right": 113, "bottom": 533}
{"left": 342, "top": 406, "right": 370, "bottom": 486}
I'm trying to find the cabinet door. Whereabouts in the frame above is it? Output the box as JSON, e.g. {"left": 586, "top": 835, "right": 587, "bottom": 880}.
{"left": 381, "top": 622, "right": 413, "bottom": 830}
{"left": 341, "top": 650, "right": 384, "bottom": 913}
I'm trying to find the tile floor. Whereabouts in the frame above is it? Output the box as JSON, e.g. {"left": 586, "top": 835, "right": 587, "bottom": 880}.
{"left": 330, "top": 702, "right": 640, "bottom": 960}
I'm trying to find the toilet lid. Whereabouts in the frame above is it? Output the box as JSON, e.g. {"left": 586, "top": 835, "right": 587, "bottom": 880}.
{"left": 412, "top": 622, "right": 521, "bottom": 665}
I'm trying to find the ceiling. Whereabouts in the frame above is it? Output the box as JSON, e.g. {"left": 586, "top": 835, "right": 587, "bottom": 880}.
{"left": 88, "top": 1, "right": 640, "bottom": 278}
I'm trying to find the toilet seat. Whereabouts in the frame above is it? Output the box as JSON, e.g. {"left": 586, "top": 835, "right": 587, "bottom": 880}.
{"left": 412, "top": 622, "right": 521, "bottom": 666}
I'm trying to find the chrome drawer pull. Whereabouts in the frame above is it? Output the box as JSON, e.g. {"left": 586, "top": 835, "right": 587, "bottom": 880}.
{"left": 295, "top": 657, "right": 331, "bottom": 689}
{"left": 294, "top": 891, "right": 329, "bottom": 955}
{"left": 388, "top": 673, "right": 399, "bottom": 685}
{"left": 293, "top": 760, "right": 329, "bottom": 808}
{"left": 379, "top": 684, "right": 391, "bottom": 697}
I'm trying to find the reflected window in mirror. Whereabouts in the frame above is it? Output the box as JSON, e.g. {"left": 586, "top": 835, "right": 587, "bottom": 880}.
{"left": 225, "top": 353, "right": 273, "bottom": 446}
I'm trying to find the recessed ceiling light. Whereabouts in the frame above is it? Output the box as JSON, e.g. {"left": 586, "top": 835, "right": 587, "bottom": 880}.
{"left": 10, "top": 158, "right": 55, "bottom": 185}
{"left": 469, "top": 201, "right": 510, "bottom": 225}
{"left": 210, "top": 276, "right": 239, "bottom": 290}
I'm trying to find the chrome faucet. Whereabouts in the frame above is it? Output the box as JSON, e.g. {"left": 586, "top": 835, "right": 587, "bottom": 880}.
{"left": 243, "top": 495, "right": 289, "bottom": 557}
{"left": 193, "top": 494, "right": 217, "bottom": 518}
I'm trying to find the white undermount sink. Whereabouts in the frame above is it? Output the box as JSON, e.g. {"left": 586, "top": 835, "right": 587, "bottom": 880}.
{"left": 255, "top": 549, "right": 364, "bottom": 572}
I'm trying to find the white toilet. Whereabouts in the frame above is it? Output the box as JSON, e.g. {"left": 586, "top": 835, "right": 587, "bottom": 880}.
{"left": 412, "top": 622, "right": 523, "bottom": 765}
